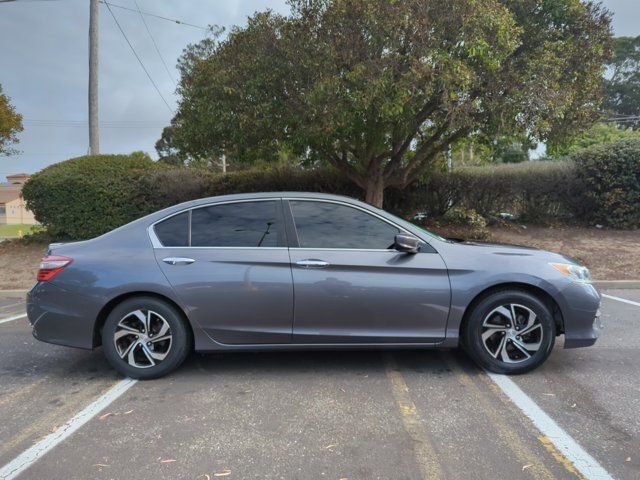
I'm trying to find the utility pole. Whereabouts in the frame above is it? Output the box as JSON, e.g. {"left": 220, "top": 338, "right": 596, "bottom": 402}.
{"left": 89, "top": 0, "right": 99, "bottom": 155}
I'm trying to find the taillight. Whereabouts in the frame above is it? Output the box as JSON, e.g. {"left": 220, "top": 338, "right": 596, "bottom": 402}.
{"left": 37, "top": 255, "right": 73, "bottom": 281}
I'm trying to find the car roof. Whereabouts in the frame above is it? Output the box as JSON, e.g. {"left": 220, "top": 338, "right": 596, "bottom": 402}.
{"left": 175, "top": 191, "right": 372, "bottom": 211}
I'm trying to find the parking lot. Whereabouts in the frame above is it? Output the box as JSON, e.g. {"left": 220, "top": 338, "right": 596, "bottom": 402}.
{"left": 0, "top": 290, "right": 638, "bottom": 480}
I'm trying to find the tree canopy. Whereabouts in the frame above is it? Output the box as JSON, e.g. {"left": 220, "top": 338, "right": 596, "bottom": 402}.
{"left": 0, "top": 84, "right": 23, "bottom": 156}
{"left": 604, "top": 36, "right": 640, "bottom": 129}
{"left": 165, "top": 0, "right": 611, "bottom": 207}
{"left": 549, "top": 122, "right": 640, "bottom": 156}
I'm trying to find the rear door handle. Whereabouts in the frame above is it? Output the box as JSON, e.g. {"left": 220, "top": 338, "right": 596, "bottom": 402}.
{"left": 162, "top": 257, "right": 195, "bottom": 265}
{"left": 296, "top": 259, "right": 330, "bottom": 268}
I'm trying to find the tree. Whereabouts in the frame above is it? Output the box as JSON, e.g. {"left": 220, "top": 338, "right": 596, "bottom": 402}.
{"left": 604, "top": 36, "right": 640, "bottom": 129}
{"left": 156, "top": 126, "right": 184, "bottom": 166}
{"left": 548, "top": 122, "right": 640, "bottom": 156}
{"left": 0, "top": 84, "right": 23, "bottom": 156}
{"left": 168, "top": 0, "right": 611, "bottom": 207}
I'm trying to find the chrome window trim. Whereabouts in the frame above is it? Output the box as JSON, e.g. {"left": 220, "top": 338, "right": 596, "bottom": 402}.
{"left": 148, "top": 198, "right": 281, "bottom": 249}
{"left": 153, "top": 246, "right": 288, "bottom": 251}
{"left": 287, "top": 247, "right": 402, "bottom": 253}
{"left": 148, "top": 196, "right": 422, "bottom": 251}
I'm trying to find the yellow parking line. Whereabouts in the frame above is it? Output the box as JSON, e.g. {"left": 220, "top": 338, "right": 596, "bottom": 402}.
{"left": 477, "top": 374, "right": 589, "bottom": 479}
{"left": 538, "top": 435, "right": 586, "bottom": 480}
{"left": 443, "top": 353, "right": 558, "bottom": 480}
{"left": 384, "top": 354, "right": 444, "bottom": 480}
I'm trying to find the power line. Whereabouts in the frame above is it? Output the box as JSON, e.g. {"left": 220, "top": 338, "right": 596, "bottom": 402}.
{"left": 99, "top": 1, "right": 210, "bottom": 31}
{"left": 103, "top": 1, "right": 174, "bottom": 114}
{"left": 134, "top": 0, "right": 176, "bottom": 87}
{"left": 24, "top": 119, "right": 167, "bottom": 125}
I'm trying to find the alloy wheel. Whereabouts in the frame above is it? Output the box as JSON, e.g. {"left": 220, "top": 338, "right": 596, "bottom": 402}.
{"left": 481, "top": 303, "right": 543, "bottom": 364}
{"left": 113, "top": 309, "right": 172, "bottom": 368}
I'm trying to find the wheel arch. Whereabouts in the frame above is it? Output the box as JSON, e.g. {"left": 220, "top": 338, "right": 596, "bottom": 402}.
{"left": 459, "top": 282, "right": 564, "bottom": 339}
{"left": 93, "top": 291, "right": 193, "bottom": 348}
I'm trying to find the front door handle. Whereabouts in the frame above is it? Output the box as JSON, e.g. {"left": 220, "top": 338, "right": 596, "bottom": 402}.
{"left": 296, "top": 259, "right": 330, "bottom": 268}
{"left": 162, "top": 257, "right": 195, "bottom": 265}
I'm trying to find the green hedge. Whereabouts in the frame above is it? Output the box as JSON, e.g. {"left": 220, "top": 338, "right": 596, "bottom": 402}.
{"left": 22, "top": 152, "right": 162, "bottom": 239}
{"left": 22, "top": 140, "right": 640, "bottom": 240}
{"left": 571, "top": 138, "right": 640, "bottom": 229}
{"left": 417, "top": 161, "right": 584, "bottom": 221}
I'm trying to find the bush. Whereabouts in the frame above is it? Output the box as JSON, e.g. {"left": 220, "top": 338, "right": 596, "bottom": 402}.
{"left": 23, "top": 143, "right": 640, "bottom": 241}
{"left": 23, "top": 153, "right": 162, "bottom": 239}
{"left": 411, "top": 161, "right": 581, "bottom": 222}
{"left": 572, "top": 138, "right": 640, "bottom": 228}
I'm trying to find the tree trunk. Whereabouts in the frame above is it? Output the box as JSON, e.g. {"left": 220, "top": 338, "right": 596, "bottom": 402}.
{"left": 364, "top": 174, "right": 385, "bottom": 209}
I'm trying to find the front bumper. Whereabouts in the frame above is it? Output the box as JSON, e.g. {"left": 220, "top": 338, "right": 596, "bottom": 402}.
{"left": 27, "top": 282, "right": 97, "bottom": 350}
{"left": 560, "top": 282, "right": 602, "bottom": 349}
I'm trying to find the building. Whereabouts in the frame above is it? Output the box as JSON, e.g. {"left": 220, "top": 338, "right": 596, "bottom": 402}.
{"left": 0, "top": 174, "right": 37, "bottom": 225}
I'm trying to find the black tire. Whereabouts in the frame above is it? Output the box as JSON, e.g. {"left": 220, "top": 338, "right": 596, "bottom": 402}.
{"left": 461, "top": 289, "right": 556, "bottom": 374}
{"left": 102, "top": 296, "right": 192, "bottom": 380}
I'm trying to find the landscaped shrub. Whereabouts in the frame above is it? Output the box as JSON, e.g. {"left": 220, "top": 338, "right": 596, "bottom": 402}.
{"left": 571, "top": 138, "right": 640, "bottom": 228}
{"left": 24, "top": 147, "right": 638, "bottom": 242}
{"left": 411, "top": 161, "right": 582, "bottom": 222}
{"left": 22, "top": 152, "right": 162, "bottom": 239}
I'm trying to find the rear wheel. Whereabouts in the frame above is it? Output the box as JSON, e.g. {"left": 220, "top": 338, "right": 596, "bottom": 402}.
{"left": 102, "top": 297, "right": 192, "bottom": 380}
{"left": 461, "top": 290, "right": 556, "bottom": 374}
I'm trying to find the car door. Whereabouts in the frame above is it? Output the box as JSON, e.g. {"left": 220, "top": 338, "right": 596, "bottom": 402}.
{"left": 285, "top": 199, "right": 450, "bottom": 344}
{"left": 152, "top": 199, "right": 293, "bottom": 344}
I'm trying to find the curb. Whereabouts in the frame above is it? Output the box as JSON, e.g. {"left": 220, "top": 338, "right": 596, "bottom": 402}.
{"left": 593, "top": 280, "right": 640, "bottom": 290}
{"left": 0, "top": 290, "right": 28, "bottom": 297}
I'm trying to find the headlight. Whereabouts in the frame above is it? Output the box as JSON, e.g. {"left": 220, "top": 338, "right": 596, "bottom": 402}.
{"left": 550, "top": 263, "right": 592, "bottom": 283}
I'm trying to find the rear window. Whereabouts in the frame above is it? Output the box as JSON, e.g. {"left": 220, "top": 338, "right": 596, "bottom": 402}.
{"left": 190, "top": 201, "right": 280, "bottom": 247}
{"left": 154, "top": 211, "right": 189, "bottom": 247}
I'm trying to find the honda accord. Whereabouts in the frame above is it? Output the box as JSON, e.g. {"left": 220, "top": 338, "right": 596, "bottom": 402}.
{"left": 27, "top": 192, "right": 602, "bottom": 379}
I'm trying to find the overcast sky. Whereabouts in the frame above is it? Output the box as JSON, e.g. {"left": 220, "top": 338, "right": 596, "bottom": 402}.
{"left": 0, "top": 0, "right": 638, "bottom": 176}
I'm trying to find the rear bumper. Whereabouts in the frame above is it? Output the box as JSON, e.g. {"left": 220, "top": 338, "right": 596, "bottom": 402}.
{"left": 27, "top": 282, "right": 96, "bottom": 350}
{"left": 559, "top": 282, "right": 602, "bottom": 349}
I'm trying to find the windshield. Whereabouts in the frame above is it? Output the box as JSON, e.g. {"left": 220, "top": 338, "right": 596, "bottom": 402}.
{"left": 383, "top": 211, "right": 447, "bottom": 242}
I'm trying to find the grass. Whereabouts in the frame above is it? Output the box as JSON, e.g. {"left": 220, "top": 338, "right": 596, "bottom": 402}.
{"left": 0, "top": 224, "right": 36, "bottom": 237}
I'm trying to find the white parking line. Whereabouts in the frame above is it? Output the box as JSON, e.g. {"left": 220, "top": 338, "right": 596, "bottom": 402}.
{"left": 487, "top": 372, "right": 613, "bottom": 480}
{"left": 0, "top": 313, "right": 27, "bottom": 325}
{"left": 602, "top": 293, "right": 640, "bottom": 307}
{"left": 0, "top": 378, "right": 138, "bottom": 480}
{"left": 0, "top": 301, "right": 25, "bottom": 311}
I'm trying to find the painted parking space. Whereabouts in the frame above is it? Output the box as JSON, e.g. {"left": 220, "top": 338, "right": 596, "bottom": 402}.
{"left": 0, "top": 290, "right": 637, "bottom": 479}
{"left": 0, "top": 295, "right": 26, "bottom": 324}
{"left": 505, "top": 293, "right": 640, "bottom": 480}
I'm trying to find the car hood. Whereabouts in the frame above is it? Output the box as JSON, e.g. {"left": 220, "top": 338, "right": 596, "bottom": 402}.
{"left": 448, "top": 239, "right": 580, "bottom": 265}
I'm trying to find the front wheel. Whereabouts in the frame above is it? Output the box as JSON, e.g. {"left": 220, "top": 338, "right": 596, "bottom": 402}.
{"left": 102, "top": 297, "right": 192, "bottom": 380}
{"left": 461, "top": 290, "right": 556, "bottom": 374}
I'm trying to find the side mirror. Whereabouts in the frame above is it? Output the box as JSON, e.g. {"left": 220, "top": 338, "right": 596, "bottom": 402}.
{"left": 394, "top": 233, "right": 420, "bottom": 253}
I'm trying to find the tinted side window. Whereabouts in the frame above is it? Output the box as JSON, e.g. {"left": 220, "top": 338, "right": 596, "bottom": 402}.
{"left": 290, "top": 201, "right": 399, "bottom": 249}
{"left": 154, "top": 211, "right": 189, "bottom": 247}
{"left": 191, "top": 201, "right": 280, "bottom": 247}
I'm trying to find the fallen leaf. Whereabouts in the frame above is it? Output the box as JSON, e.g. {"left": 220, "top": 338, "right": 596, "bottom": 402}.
{"left": 99, "top": 412, "right": 113, "bottom": 420}
{"left": 50, "top": 425, "right": 58, "bottom": 433}
{"left": 93, "top": 464, "right": 109, "bottom": 468}
{"left": 160, "top": 459, "right": 177, "bottom": 464}
{"left": 522, "top": 464, "right": 533, "bottom": 471}
{"left": 214, "top": 470, "right": 231, "bottom": 477}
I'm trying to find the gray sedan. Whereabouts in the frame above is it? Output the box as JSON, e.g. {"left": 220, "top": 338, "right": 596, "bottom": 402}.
{"left": 27, "top": 192, "right": 601, "bottom": 379}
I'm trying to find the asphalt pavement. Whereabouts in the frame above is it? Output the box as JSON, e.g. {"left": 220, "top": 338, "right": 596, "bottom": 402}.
{"left": 0, "top": 291, "right": 638, "bottom": 480}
